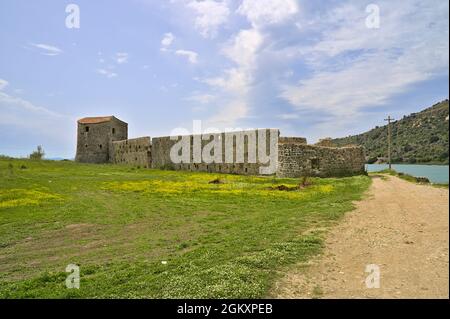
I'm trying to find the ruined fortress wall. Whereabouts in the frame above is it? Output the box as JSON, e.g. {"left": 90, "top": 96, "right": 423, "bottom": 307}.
{"left": 279, "top": 137, "right": 307, "bottom": 144}
{"left": 314, "top": 138, "right": 334, "bottom": 147}
{"left": 75, "top": 116, "right": 366, "bottom": 178}
{"left": 107, "top": 118, "right": 128, "bottom": 161}
{"left": 277, "top": 143, "right": 366, "bottom": 178}
{"left": 112, "top": 137, "right": 152, "bottom": 168}
{"left": 151, "top": 129, "right": 279, "bottom": 175}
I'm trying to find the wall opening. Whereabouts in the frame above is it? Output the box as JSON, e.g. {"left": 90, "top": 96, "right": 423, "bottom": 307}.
{"left": 112, "top": 128, "right": 115, "bottom": 134}
{"left": 311, "top": 158, "right": 320, "bottom": 169}
{"left": 85, "top": 126, "right": 89, "bottom": 132}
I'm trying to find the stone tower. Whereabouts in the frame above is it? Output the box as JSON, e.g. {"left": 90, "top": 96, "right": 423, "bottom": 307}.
{"left": 75, "top": 116, "right": 128, "bottom": 163}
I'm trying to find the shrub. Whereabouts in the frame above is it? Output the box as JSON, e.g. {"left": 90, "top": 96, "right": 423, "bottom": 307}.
{"left": 29, "top": 146, "right": 45, "bottom": 160}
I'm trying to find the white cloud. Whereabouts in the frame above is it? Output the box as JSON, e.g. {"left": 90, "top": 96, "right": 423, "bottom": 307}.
{"left": 115, "top": 52, "right": 129, "bottom": 64}
{"left": 0, "top": 92, "right": 62, "bottom": 118}
{"left": 204, "top": 28, "right": 263, "bottom": 96}
{"left": 193, "top": 1, "right": 296, "bottom": 128}
{"left": 277, "top": 113, "right": 299, "bottom": 120}
{"left": 29, "top": 43, "right": 63, "bottom": 56}
{"left": 186, "top": 0, "right": 230, "bottom": 38}
{"left": 223, "top": 28, "right": 264, "bottom": 67}
{"left": 161, "top": 32, "right": 175, "bottom": 48}
{"left": 237, "top": 0, "right": 298, "bottom": 27}
{"left": 207, "top": 100, "right": 249, "bottom": 127}
{"left": 175, "top": 50, "right": 198, "bottom": 64}
{"left": 161, "top": 33, "right": 198, "bottom": 64}
{"left": 185, "top": 92, "right": 216, "bottom": 104}
{"left": 202, "top": 28, "right": 265, "bottom": 127}
{"left": 204, "top": 68, "right": 252, "bottom": 95}
{"left": 96, "top": 68, "right": 118, "bottom": 78}
{"left": 280, "top": 0, "right": 449, "bottom": 119}
{"left": 0, "top": 79, "right": 9, "bottom": 90}
{"left": 0, "top": 91, "right": 73, "bottom": 152}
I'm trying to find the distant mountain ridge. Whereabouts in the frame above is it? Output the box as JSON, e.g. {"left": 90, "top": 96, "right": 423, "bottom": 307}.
{"left": 332, "top": 100, "right": 449, "bottom": 164}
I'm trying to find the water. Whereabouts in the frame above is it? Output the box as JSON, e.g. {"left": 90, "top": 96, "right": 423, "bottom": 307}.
{"left": 366, "top": 164, "right": 449, "bottom": 184}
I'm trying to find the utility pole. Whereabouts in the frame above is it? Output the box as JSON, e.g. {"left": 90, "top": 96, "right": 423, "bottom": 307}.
{"left": 384, "top": 115, "right": 395, "bottom": 170}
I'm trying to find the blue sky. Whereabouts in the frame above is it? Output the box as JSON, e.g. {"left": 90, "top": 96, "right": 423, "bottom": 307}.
{"left": 0, "top": 0, "right": 448, "bottom": 158}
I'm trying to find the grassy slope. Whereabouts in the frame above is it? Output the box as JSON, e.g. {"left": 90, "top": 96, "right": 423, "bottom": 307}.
{"left": 0, "top": 159, "right": 370, "bottom": 298}
{"left": 332, "top": 100, "right": 449, "bottom": 164}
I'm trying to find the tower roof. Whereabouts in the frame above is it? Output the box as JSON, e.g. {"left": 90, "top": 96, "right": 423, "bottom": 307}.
{"left": 77, "top": 116, "right": 125, "bottom": 124}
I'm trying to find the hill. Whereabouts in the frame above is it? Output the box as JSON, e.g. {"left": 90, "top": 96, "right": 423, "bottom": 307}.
{"left": 332, "top": 100, "right": 449, "bottom": 164}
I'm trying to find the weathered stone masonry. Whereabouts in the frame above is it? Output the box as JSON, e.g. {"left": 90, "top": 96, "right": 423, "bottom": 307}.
{"left": 75, "top": 116, "right": 127, "bottom": 163}
{"left": 277, "top": 142, "right": 366, "bottom": 178}
{"left": 75, "top": 116, "right": 366, "bottom": 177}
{"left": 112, "top": 137, "right": 152, "bottom": 168}
{"left": 151, "top": 129, "right": 278, "bottom": 175}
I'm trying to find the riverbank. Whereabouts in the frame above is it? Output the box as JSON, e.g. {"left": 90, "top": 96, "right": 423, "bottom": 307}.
{"left": 366, "top": 164, "right": 449, "bottom": 184}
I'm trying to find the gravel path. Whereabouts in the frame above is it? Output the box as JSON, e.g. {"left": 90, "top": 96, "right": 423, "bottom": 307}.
{"left": 273, "top": 175, "right": 449, "bottom": 299}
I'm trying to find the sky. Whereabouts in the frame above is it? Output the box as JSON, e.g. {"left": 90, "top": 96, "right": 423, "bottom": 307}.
{"left": 0, "top": 0, "right": 448, "bottom": 159}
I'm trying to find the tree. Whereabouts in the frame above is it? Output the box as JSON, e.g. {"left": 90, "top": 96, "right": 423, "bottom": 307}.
{"left": 29, "top": 145, "right": 45, "bottom": 160}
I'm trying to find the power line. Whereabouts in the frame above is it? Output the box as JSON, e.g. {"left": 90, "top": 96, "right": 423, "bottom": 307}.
{"left": 384, "top": 116, "right": 395, "bottom": 170}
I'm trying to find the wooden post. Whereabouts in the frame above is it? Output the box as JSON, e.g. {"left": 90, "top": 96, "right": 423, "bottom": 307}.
{"left": 384, "top": 116, "right": 395, "bottom": 170}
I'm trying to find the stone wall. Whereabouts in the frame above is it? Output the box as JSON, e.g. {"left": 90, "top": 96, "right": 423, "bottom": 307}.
{"left": 279, "top": 137, "right": 307, "bottom": 144}
{"left": 151, "top": 129, "right": 279, "bottom": 175}
{"left": 107, "top": 118, "right": 129, "bottom": 160}
{"left": 75, "top": 118, "right": 127, "bottom": 163}
{"left": 315, "top": 138, "right": 334, "bottom": 147}
{"left": 277, "top": 143, "right": 366, "bottom": 178}
{"left": 75, "top": 116, "right": 366, "bottom": 178}
{"left": 112, "top": 137, "right": 152, "bottom": 168}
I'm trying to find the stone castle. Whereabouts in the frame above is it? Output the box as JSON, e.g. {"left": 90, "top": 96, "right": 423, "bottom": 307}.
{"left": 75, "top": 116, "right": 366, "bottom": 178}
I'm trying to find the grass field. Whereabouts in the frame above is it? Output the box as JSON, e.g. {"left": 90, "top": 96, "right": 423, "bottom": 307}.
{"left": 0, "top": 159, "right": 371, "bottom": 298}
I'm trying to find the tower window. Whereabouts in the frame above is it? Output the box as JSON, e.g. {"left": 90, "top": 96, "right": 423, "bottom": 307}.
{"left": 99, "top": 144, "right": 103, "bottom": 149}
{"left": 112, "top": 128, "right": 115, "bottom": 134}
{"left": 311, "top": 158, "right": 320, "bottom": 169}
{"left": 85, "top": 126, "right": 89, "bottom": 132}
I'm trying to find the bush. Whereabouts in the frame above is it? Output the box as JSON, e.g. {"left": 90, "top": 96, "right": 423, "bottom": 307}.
{"left": 29, "top": 146, "right": 45, "bottom": 160}
{"left": 429, "top": 135, "right": 439, "bottom": 143}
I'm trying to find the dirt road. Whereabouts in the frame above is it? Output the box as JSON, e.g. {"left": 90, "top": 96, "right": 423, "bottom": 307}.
{"left": 273, "top": 175, "right": 449, "bottom": 299}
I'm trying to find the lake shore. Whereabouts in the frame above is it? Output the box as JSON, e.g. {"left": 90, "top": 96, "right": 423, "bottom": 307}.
{"left": 366, "top": 164, "right": 449, "bottom": 184}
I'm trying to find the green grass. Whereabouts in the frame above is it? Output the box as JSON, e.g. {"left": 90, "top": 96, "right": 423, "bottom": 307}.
{"left": 432, "top": 183, "right": 450, "bottom": 189}
{"left": 0, "top": 159, "right": 371, "bottom": 298}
